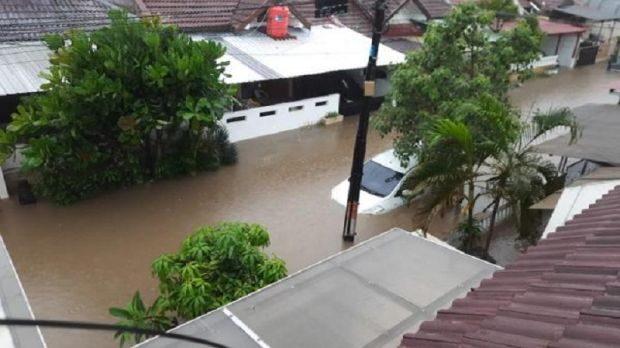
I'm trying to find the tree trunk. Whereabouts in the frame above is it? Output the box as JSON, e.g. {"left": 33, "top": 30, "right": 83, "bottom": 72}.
{"left": 484, "top": 197, "right": 501, "bottom": 257}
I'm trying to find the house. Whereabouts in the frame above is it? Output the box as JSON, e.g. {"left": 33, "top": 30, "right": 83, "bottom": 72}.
{"left": 136, "top": 228, "right": 499, "bottom": 348}
{"left": 504, "top": 17, "right": 586, "bottom": 68}
{"left": 401, "top": 183, "right": 620, "bottom": 347}
{"left": 0, "top": 0, "right": 407, "bottom": 199}
{"left": 550, "top": 0, "right": 620, "bottom": 65}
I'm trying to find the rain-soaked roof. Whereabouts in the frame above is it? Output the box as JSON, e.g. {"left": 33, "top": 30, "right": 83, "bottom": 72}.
{"left": 533, "top": 104, "right": 620, "bottom": 165}
{"left": 137, "top": 228, "right": 499, "bottom": 348}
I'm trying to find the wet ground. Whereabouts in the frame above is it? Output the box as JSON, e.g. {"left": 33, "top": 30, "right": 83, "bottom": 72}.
{"left": 0, "top": 63, "right": 618, "bottom": 348}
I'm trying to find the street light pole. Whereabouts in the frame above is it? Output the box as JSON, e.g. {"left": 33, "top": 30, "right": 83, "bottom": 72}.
{"left": 342, "top": 0, "right": 386, "bottom": 242}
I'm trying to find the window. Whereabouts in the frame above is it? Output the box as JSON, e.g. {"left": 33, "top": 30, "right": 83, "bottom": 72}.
{"left": 289, "top": 105, "right": 303, "bottom": 112}
{"left": 259, "top": 110, "right": 276, "bottom": 117}
{"left": 315, "top": 100, "right": 327, "bottom": 106}
{"left": 226, "top": 116, "right": 246, "bottom": 123}
{"left": 360, "top": 161, "right": 404, "bottom": 197}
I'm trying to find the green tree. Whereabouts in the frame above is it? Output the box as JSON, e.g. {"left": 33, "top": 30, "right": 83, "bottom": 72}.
{"left": 484, "top": 108, "right": 580, "bottom": 254}
{"left": 0, "top": 11, "right": 237, "bottom": 204}
{"left": 110, "top": 222, "right": 287, "bottom": 346}
{"left": 479, "top": 0, "right": 519, "bottom": 31}
{"left": 374, "top": 4, "right": 542, "bottom": 251}
{"left": 374, "top": 4, "right": 543, "bottom": 161}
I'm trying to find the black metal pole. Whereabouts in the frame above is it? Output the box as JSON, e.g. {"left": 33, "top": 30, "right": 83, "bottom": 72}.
{"left": 342, "top": 0, "right": 386, "bottom": 242}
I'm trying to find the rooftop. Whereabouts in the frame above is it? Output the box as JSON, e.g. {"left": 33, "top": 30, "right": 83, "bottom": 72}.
{"left": 0, "top": 0, "right": 112, "bottom": 42}
{"left": 137, "top": 228, "right": 499, "bottom": 348}
{"left": 533, "top": 104, "right": 620, "bottom": 166}
{"left": 401, "top": 184, "right": 620, "bottom": 348}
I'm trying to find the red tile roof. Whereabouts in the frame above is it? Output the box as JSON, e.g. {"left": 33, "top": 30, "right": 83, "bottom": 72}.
{"left": 142, "top": 0, "right": 240, "bottom": 31}
{"left": 0, "top": 0, "right": 111, "bottom": 42}
{"left": 401, "top": 185, "right": 620, "bottom": 348}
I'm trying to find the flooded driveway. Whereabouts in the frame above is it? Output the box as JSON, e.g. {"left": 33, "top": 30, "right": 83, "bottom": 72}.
{"left": 0, "top": 63, "right": 618, "bottom": 348}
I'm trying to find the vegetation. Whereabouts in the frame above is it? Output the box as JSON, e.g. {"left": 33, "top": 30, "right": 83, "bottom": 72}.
{"left": 374, "top": 4, "right": 545, "bottom": 252}
{"left": 484, "top": 108, "right": 579, "bottom": 254}
{"left": 110, "top": 222, "right": 287, "bottom": 347}
{"left": 0, "top": 11, "right": 237, "bottom": 204}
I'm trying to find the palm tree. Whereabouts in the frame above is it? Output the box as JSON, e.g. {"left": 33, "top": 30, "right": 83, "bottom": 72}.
{"left": 483, "top": 107, "right": 580, "bottom": 256}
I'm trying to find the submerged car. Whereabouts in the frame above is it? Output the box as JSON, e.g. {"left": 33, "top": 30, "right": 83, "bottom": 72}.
{"left": 331, "top": 149, "right": 417, "bottom": 215}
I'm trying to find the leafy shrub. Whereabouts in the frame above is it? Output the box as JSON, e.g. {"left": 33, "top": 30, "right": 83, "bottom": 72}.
{"left": 110, "top": 222, "right": 287, "bottom": 346}
{"left": 0, "top": 11, "right": 237, "bottom": 204}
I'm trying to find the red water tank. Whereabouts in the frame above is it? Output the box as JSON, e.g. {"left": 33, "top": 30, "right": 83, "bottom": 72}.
{"left": 266, "top": 6, "right": 289, "bottom": 39}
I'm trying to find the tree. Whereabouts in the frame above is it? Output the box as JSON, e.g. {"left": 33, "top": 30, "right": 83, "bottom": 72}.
{"left": 0, "top": 11, "right": 237, "bottom": 204}
{"left": 374, "top": 4, "right": 543, "bottom": 251}
{"left": 484, "top": 108, "right": 580, "bottom": 254}
{"left": 110, "top": 222, "right": 287, "bottom": 347}
{"left": 406, "top": 96, "right": 518, "bottom": 251}
{"left": 373, "top": 4, "right": 543, "bottom": 162}
{"left": 479, "top": 0, "right": 519, "bottom": 32}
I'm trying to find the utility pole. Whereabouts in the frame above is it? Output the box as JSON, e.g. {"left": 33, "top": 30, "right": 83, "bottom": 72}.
{"left": 342, "top": 0, "right": 386, "bottom": 242}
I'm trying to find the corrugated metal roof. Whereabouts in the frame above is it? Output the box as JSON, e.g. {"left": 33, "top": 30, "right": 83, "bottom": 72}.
{"left": 0, "top": 0, "right": 111, "bottom": 43}
{"left": 552, "top": 4, "right": 620, "bottom": 21}
{"left": 196, "top": 26, "right": 406, "bottom": 83}
{"left": 0, "top": 26, "right": 405, "bottom": 95}
{"left": 137, "top": 229, "right": 499, "bottom": 348}
{"left": 401, "top": 184, "right": 620, "bottom": 348}
{"left": 0, "top": 42, "right": 50, "bottom": 96}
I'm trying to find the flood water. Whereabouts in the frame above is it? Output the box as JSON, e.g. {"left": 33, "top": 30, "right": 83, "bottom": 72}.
{"left": 0, "top": 63, "right": 618, "bottom": 348}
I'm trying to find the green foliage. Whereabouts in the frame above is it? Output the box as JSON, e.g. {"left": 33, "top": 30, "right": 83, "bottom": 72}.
{"left": 487, "top": 107, "right": 580, "bottom": 242}
{"left": 109, "top": 292, "right": 172, "bottom": 347}
{"left": 110, "top": 222, "right": 287, "bottom": 346}
{"left": 0, "top": 11, "right": 237, "bottom": 204}
{"left": 374, "top": 4, "right": 544, "bottom": 251}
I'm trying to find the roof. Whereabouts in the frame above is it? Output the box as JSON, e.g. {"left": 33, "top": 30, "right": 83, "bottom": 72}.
{"left": 0, "top": 0, "right": 112, "bottom": 43}
{"left": 543, "top": 179, "right": 620, "bottom": 238}
{"left": 382, "top": 37, "right": 423, "bottom": 53}
{"left": 402, "top": 184, "right": 620, "bottom": 348}
{"left": 0, "top": 25, "right": 405, "bottom": 95}
{"left": 0, "top": 235, "right": 46, "bottom": 348}
{"left": 142, "top": 0, "right": 239, "bottom": 32}
{"left": 502, "top": 18, "right": 586, "bottom": 35}
{"left": 195, "top": 25, "right": 406, "bottom": 83}
{"left": 0, "top": 42, "right": 51, "bottom": 96}
{"left": 414, "top": 0, "right": 452, "bottom": 18}
{"left": 138, "top": 228, "right": 499, "bottom": 348}
{"left": 533, "top": 104, "right": 620, "bottom": 166}
{"left": 552, "top": 4, "right": 620, "bottom": 21}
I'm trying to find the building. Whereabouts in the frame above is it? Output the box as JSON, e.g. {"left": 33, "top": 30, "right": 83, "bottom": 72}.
{"left": 136, "top": 228, "right": 499, "bottom": 348}
{"left": 402, "top": 183, "right": 620, "bottom": 347}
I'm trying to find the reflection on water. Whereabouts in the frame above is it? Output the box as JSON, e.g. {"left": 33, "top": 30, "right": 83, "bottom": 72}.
{"left": 0, "top": 63, "right": 616, "bottom": 347}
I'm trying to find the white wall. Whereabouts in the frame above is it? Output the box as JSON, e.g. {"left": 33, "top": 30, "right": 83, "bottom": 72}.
{"left": 542, "top": 36, "right": 559, "bottom": 56}
{"left": 223, "top": 94, "right": 340, "bottom": 143}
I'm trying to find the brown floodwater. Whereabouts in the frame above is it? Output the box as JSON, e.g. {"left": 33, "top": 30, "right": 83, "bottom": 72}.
{"left": 0, "top": 63, "right": 617, "bottom": 348}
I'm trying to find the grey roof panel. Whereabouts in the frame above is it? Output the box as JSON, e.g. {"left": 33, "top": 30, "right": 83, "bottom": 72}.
{"left": 533, "top": 104, "right": 620, "bottom": 165}
{"left": 139, "top": 310, "right": 261, "bottom": 348}
{"left": 138, "top": 229, "right": 499, "bottom": 348}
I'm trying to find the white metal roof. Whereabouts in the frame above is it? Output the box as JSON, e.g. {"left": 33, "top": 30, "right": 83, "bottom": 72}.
{"left": 0, "top": 26, "right": 405, "bottom": 96}
{"left": 195, "top": 25, "right": 406, "bottom": 84}
{"left": 0, "top": 42, "right": 50, "bottom": 96}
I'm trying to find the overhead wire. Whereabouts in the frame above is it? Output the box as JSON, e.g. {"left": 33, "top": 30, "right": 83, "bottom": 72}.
{"left": 0, "top": 318, "right": 231, "bottom": 348}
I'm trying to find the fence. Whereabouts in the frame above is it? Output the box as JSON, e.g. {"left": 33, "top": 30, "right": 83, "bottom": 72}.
{"left": 445, "top": 202, "right": 514, "bottom": 249}
{"left": 223, "top": 94, "right": 340, "bottom": 143}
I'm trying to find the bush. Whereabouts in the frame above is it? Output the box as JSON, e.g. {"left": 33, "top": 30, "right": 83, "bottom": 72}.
{"left": 110, "top": 222, "right": 287, "bottom": 346}
{"left": 0, "top": 11, "right": 237, "bottom": 204}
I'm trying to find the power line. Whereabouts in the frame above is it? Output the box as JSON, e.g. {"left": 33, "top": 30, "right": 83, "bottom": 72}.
{"left": 0, "top": 318, "right": 231, "bottom": 348}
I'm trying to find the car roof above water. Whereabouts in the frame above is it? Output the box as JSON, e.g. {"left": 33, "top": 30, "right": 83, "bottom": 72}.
{"left": 371, "top": 149, "right": 416, "bottom": 173}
